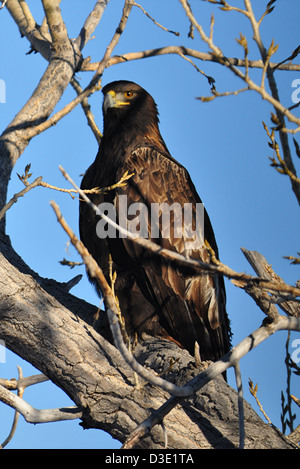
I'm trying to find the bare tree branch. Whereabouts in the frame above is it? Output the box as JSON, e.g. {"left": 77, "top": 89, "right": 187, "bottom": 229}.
{"left": 0, "top": 373, "right": 49, "bottom": 391}
{"left": 0, "top": 383, "right": 82, "bottom": 424}
{"left": 74, "top": 0, "right": 110, "bottom": 51}
{"left": 4, "top": 0, "right": 52, "bottom": 60}
{"left": 82, "top": 46, "right": 300, "bottom": 72}
{"left": 41, "top": 0, "right": 69, "bottom": 49}
{"left": 0, "top": 365, "right": 24, "bottom": 449}
{"left": 132, "top": 2, "right": 179, "bottom": 36}
{"left": 0, "top": 176, "right": 43, "bottom": 222}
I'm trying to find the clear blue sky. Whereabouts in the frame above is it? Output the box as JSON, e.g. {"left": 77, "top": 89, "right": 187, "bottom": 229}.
{"left": 0, "top": 0, "right": 299, "bottom": 449}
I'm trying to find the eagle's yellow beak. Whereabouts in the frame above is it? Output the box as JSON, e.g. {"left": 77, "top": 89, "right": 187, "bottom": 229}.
{"left": 103, "top": 90, "right": 131, "bottom": 112}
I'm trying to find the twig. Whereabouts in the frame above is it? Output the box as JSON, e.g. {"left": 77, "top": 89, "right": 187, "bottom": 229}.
{"left": 283, "top": 255, "right": 300, "bottom": 266}
{"left": 272, "top": 45, "right": 300, "bottom": 72}
{"left": 0, "top": 373, "right": 49, "bottom": 391}
{"left": 0, "top": 366, "right": 24, "bottom": 449}
{"left": 198, "top": 86, "right": 249, "bottom": 103}
{"left": 0, "top": 0, "right": 8, "bottom": 10}
{"left": 70, "top": 77, "right": 102, "bottom": 144}
{"left": 132, "top": 2, "right": 179, "bottom": 36}
{"left": 263, "top": 122, "right": 300, "bottom": 189}
{"left": 176, "top": 50, "right": 215, "bottom": 86}
{"left": 0, "top": 164, "right": 134, "bottom": 221}
{"left": 234, "top": 362, "right": 245, "bottom": 449}
{"left": 59, "top": 258, "right": 83, "bottom": 269}
{"left": 236, "top": 33, "right": 249, "bottom": 80}
{"left": 0, "top": 176, "right": 43, "bottom": 222}
{"left": 281, "top": 332, "right": 296, "bottom": 434}
{"left": 178, "top": 0, "right": 300, "bottom": 139}
{"left": 249, "top": 378, "right": 273, "bottom": 425}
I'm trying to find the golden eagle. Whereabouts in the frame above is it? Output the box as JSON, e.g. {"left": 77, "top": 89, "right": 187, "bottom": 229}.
{"left": 79, "top": 80, "right": 231, "bottom": 361}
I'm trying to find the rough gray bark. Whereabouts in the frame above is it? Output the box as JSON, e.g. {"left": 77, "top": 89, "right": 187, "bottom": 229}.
{"left": 0, "top": 233, "right": 294, "bottom": 449}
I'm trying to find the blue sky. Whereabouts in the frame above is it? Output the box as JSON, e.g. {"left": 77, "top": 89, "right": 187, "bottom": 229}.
{"left": 0, "top": 0, "right": 299, "bottom": 449}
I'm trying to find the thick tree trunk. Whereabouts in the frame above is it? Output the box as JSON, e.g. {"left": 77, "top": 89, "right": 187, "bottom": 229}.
{"left": 0, "top": 234, "right": 294, "bottom": 449}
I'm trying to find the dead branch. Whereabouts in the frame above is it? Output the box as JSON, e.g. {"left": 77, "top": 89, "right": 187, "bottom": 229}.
{"left": 132, "top": 2, "right": 179, "bottom": 36}
{"left": 0, "top": 383, "right": 82, "bottom": 424}
{"left": 241, "top": 248, "right": 300, "bottom": 318}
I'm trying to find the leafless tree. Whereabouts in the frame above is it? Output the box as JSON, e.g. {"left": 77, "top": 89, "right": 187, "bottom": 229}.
{"left": 0, "top": 0, "right": 299, "bottom": 449}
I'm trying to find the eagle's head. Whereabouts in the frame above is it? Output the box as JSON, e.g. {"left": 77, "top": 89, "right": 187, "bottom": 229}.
{"left": 101, "top": 81, "right": 160, "bottom": 138}
{"left": 102, "top": 80, "right": 153, "bottom": 112}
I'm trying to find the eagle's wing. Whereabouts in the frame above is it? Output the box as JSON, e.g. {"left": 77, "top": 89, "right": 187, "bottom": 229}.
{"left": 113, "top": 146, "right": 230, "bottom": 360}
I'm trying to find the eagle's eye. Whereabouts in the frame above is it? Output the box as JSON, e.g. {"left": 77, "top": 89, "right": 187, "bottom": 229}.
{"left": 124, "top": 91, "right": 134, "bottom": 98}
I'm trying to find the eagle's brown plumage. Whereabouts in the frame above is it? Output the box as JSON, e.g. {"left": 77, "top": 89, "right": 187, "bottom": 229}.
{"left": 79, "top": 80, "right": 231, "bottom": 361}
